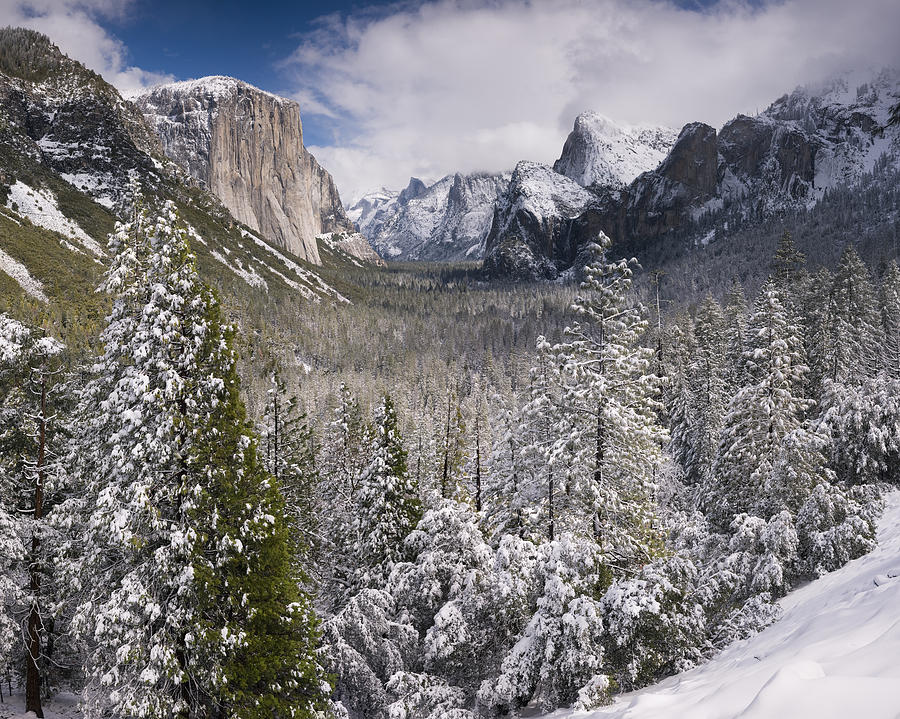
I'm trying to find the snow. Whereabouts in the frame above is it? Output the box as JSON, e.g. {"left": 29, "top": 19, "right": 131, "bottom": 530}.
{"left": 239, "top": 229, "right": 350, "bottom": 303}
{"left": 6, "top": 181, "right": 104, "bottom": 256}
{"left": 59, "top": 172, "right": 117, "bottom": 209}
{"left": 554, "top": 112, "right": 677, "bottom": 189}
{"left": 0, "top": 690, "right": 81, "bottom": 719}
{"left": 141, "top": 75, "right": 289, "bottom": 105}
{"left": 210, "top": 249, "right": 267, "bottom": 290}
{"left": 550, "top": 491, "right": 900, "bottom": 719}
{"left": 350, "top": 172, "right": 509, "bottom": 262}
{"left": 0, "top": 246, "right": 49, "bottom": 302}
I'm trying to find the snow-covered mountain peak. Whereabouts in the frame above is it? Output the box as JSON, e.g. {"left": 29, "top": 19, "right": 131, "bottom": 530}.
{"left": 139, "top": 75, "right": 290, "bottom": 105}
{"left": 348, "top": 171, "right": 509, "bottom": 262}
{"left": 554, "top": 112, "right": 678, "bottom": 189}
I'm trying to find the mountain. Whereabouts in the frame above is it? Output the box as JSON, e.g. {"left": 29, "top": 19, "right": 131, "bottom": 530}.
{"left": 0, "top": 29, "right": 371, "bottom": 354}
{"left": 135, "top": 76, "right": 357, "bottom": 265}
{"left": 484, "top": 69, "right": 900, "bottom": 279}
{"left": 349, "top": 172, "right": 509, "bottom": 262}
{"left": 553, "top": 112, "right": 677, "bottom": 189}
{"left": 350, "top": 115, "right": 673, "bottom": 265}
{"left": 482, "top": 161, "right": 603, "bottom": 279}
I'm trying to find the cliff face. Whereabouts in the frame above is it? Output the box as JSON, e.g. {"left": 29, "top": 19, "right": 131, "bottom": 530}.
{"left": 136, "top": 77, "right": 354, "bottom": 265}
{"left": 484, "top": 69, "right": 900, "bottom": 279}
{"left": 349, "top": 172, "right": 510, "bottom": 261}
{"left": 553, "top": 112, "right": 677, "bottom": 189}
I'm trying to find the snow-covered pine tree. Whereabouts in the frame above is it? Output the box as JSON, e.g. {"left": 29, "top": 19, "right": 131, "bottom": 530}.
{"left": 260, "top": 372, "right": 319, "bottom": 567}
{"left": 722, "top": 282, "right": 749, "bottom": 396}
{"left": 548, "top": 233, "right": 665, "bottom": 563}
{"left": 317, "top": 383, "right": 371, "bottom": 610}
{"left": 687, "top": 296, "right": 728, "bottom": 488}
{"left": 0, "top": 314, "right": 32, "bottom": 702}
{"left": 708, "top": 281, "right": 821, "bottom": 523}
{"left": 824, "top": 245, "right": 882, "bottom": 385}
{"left": 59, "top": 200, "right": 327, "bottom": 719}
{"left": 482, "top": 391, "right": 529, "bottom": 542}
{"left": 515, "top": 336, "right": 567, "bottom": 541}
{"left": 0, "top": 313, "right": 70, "bottom": 717}
{"left": 351, "top": 394, "right": 422, "bottom": 594}
{"left": 879, "top": 260, "right": 900, "bottom": 379}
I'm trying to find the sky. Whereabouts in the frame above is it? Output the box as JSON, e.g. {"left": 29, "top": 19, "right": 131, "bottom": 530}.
{"left": 1, "top": 0, "right": 898, "bottom": 202}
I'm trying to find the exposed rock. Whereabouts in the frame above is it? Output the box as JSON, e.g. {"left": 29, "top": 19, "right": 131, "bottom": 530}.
{"left": 350, "top": 171, "right": 509, "bottom": 262}
{"left": 135, "top": 77, "right": 354, "bottom": 265}
{"left": 319, "top": 231, "right": 385, "bottom": 266}
{"left": 553, "top": 112, "right": 677, "bottom": 189}
{"left": 482, "top": 161, "right": 602, "bottom": 279}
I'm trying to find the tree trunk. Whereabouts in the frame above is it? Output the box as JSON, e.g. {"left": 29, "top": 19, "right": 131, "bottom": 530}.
{"left": 474, "top": 413, "right": 482, "bottom": 513}
{"left": 25, "top": 373, "right": 46, "bottom": 718}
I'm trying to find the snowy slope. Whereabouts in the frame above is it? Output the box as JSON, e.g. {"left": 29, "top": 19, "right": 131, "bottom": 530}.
{"left": 550, "top": 492, "right": 900, "bottom": 719}
{"left": 553, "top": 112, "right": 677, "bottom": 189}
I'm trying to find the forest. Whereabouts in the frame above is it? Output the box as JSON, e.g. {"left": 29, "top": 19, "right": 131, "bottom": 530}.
{"left": 0, "top": 192, "right": 896, "bottom": 718}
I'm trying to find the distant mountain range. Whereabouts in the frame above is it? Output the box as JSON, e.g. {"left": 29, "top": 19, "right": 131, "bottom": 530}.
{"left": 351, "top": 69, "right": 900, "bottom": 279}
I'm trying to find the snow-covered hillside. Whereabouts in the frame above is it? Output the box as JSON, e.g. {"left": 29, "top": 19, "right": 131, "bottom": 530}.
{"left": 553, "top": 112, "right": 677, "bottom": 189}
{"left": 550, "top": 491, "right": 900, "bottom": 719}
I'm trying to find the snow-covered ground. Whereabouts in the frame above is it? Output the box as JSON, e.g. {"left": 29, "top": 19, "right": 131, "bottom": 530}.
{"left": 6, "top": 181, "right": 103, "bottom": 256}
{"left": 0, "top": 690, "right": 80, "bottom": 719}
{"left": 552, "top": 491, "right": 900, "bottom": 719}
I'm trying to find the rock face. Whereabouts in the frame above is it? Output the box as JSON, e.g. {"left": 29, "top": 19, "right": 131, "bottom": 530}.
{"left": 553, "top": 112, "right": 677, "bottom": 189}
{"left": 485, "top": 69, "right": 900, "bottom": 279}
{"left": 136, "top": 77, "right": 354, "bottom": 265}
{"left": 349, "top": 172, "right": 509, "bottom": 261}
{"left": 482, "top": 161, "right": 603, "bottom": 279}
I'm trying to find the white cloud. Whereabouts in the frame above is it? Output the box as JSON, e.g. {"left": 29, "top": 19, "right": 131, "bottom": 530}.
{"left": 0, "top": 0, "right": 172, "bottom": 95}
{"left": 284, "top": 0, "right": 900, "bottom": 202}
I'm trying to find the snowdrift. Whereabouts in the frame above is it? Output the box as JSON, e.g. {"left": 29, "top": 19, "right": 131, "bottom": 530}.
{"left": 551, "top": 492, "right": 900, "bottom": 719}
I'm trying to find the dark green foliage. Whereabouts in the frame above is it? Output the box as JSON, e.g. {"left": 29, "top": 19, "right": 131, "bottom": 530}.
{"left": 0, "top": 28, "right": 62, "bottom": 83}
{"left": 191, "top": 310, "right": 328, "bottom": 718}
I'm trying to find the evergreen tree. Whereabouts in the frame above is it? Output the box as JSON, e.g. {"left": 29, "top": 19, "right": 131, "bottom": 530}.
{"left": 825, "top": 246, "right": 882, "bottom": 385}
{"left": 261, "top": 373, "right": 319, "bottom": 567}
{"left": 687, "top": 296, "right": 728, "bottom": 487}
{"left": 0, "top": 314, "right": 70, "bottom": 717}
{"left": 549, "top": 233, "right": 665, "bottom": 563}
{"left": 351, "top": 394, "right": 422, "bottom": 593}
{"left": 709, "top": 282, "right": 821, "bottom": 523}
{"left": 879, "top": 260, "right": 900, "bottom": 379}
{"left": 59, "top": 201, "right": 327, "bottom": 719}
{"left": 722, "top": 282, "right": 749, "bottom": 396}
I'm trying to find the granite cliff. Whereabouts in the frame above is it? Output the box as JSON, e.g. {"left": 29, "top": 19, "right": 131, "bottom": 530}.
{"left": 136, "top": 77, "right": 355, "bottom": 265}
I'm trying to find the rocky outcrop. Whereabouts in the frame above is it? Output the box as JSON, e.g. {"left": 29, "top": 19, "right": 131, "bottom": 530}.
{"left": 318, "top": 231, "right": 385, "bottom": 266}
{"left": 553, "top": 112, "right": 677, "bottom": 189}
{"left": 349, "top": 172, "right": 509, "bottom": 261}
{"left": 485, "top": 69, "right": 900, "bottom": 280}
{"left": 482, "top": 161, "right": 603, "bottom": 279}
{"left": 136, "top": 77, "right": 354, "bottom": 265}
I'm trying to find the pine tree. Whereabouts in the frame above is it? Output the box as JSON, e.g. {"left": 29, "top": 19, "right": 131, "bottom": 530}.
{"left": 688, "top": 296, "right": 728, "bottom": 487}
{"left": 261, "top": 373, "right": 319, "bottom": 567}
{"left": 351, "top": 394, "right": 422, "bottom": 593}
{"left": 709, "top": 281, "right": 821, "bottom": 523}
{"left": 879, "top": 260, "right": 900, "bottom": 379}
{"left": 825, "top": 246, "right": 882, "bottom": 385}
{"left": 722, "top": 282, "right": 749, "bottom": 396}
{"left": 548, "top": 233, "right": 665, "bottom": 563}
{"left": 58, "top": 200, "right": 327, "bottom": 719}
{"left": 0, "top": 314, "right": 70, "bottom": 718}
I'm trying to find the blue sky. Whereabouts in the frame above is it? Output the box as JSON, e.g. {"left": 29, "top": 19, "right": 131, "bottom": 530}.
{"left": 2, "top": 0, "right": 895, "bottom": 200}
{"left": 101, "top": 0, "right": 726, "bottom": 149}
